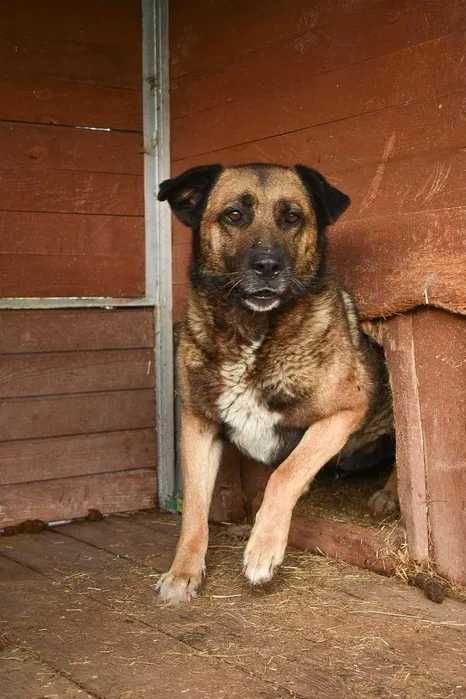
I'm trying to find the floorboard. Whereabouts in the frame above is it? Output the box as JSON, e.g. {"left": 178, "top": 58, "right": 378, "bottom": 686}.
{"left": 1, "top": 512, "right": 465, "bottom": 698}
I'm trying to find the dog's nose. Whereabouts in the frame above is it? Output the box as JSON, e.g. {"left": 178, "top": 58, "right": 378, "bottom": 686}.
{"left": 251, "top": 254, "right": 282, "bottom": 278}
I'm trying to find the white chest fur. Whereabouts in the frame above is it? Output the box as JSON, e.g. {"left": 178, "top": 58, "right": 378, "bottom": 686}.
{"left": 217, "top": 340, "right": 282, "bottom": 464}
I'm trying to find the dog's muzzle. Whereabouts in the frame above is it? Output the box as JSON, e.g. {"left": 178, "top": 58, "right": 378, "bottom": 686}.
{"left": 242, "top": 247, "right": 289, "bottom": 312}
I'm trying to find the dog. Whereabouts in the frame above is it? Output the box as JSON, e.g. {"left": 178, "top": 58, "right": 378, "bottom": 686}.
{"left": 156, "top": 163, "right": 396, "bottom": 603}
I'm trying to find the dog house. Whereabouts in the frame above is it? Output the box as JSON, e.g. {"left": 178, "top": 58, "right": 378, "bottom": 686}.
{"left": 1, "top": 1, "right": 465, "bottom": 587}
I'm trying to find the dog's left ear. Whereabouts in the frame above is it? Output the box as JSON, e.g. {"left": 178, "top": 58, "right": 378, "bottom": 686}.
{"left": 158, "top": 164, "right": 223, "bottom": 228}
{"left": 295, "top": 165, "right": 350, "bottom": 227}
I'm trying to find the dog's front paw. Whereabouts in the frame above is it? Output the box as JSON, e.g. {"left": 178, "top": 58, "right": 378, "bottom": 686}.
{"left": 368, "top": 488, "right": 399, "bottom": 518}
{"left": 155, "top": 568, "right": 203, "bottom": 604}
{"left": 243, "top": 526, "right": 287, "bottom": 585}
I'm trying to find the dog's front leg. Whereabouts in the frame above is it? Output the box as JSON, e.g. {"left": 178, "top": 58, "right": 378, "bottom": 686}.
{"left": 244, "top": 408, "right": 365, "bottom": 585}
{"left": 156, "top": 409, "right": 222, "bottom": 603}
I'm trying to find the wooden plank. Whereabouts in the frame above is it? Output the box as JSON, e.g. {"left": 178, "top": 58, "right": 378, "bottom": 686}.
{"left": 0, "top": 122, "right": 143, "bottom": 174}
{"left": 329, "top": 207, "right": 466, "bottom": 319}
{"left": 0, "top": 429, "right": 156, "bottom": 485}
{"left": 210, "top": 442, "right": 247, "bottom": 523}
{"left": 0, "top": 211, "right": 145, "bottom": 298}
{"left": 0, "top": 556, "right": 277, "bottom": 699}
{"left": 0, "top": 308, "right": 154, "bottom": 354}
{"left": 170, "top": 0, "right": 328, "bottom": 80}
{"left": 0, "top": 211, "right": 144, "bottom": 256}
{"left": 0, "top": 648, "right": 95, "bottom": 699}
{"left": 172, "top": 242, "right": 191, "bottom": 286}
{"left": 0, "top": 469, "right": 156, "bottom": 527}
{"left": 0, "top": 531, "right": 387, "bottom": 699}
{"left": 170, "top": 0, "right": 466, "bottom": 81}
{"left": 53, "top": 515, "right": 178, "bottom": 573}
{"left": 3, "top": 518, "right": 465, "bottom": 699}
{"left": 0, "top": 34, "right": 140, "bottom": 91}
{"left": 0, "top": 170, "right": 143, "bottom": 216}
{"left": 1, "top": 0, "right": 141, "bottom": 49}
{"left": 383, "top": 316, "right": 430, "bottom": 564}
{"left": 0, "top": 251, "right": 145, "bottom": 299}
{"left": 0, "top": 79, "right": 141, "bottom": 131}
{"left": 330, "top": 149, "right": 466, "bottom": 221}
{"left": 413, "top": 309, "right": 466, "bottom": 585}
{"left": 173, "top": 283, "right": 189, "bottom": 322}
{"left": 0, "top": 389, "right": 155, "bottom": 442}
{"left": 289, "top": 515, "right": 400, "bottom": 575}
{"left": 0, "top": 349, "right": 154, "bottom": 398}
{"left": 174, "top": 88, "right": 466, "bottom": 170}
{"left": 171, "top": 31, "right": 466, "bottom": 159}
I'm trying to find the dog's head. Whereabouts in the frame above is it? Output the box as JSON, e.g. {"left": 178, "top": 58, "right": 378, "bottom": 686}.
{"left": 159, "top": 163, "right": 350, "bottom": 312}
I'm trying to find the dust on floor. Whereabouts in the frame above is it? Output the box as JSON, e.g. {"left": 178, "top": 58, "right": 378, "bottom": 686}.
{"left": 0, "top": 510, "right": 464, "bottom": 698}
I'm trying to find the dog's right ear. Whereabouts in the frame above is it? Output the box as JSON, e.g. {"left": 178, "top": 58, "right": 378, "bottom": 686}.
{"left": 158, "top": 164, "right": 223, "bottom": 228}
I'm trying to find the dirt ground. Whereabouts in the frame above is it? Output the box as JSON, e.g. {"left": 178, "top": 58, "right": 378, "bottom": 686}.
{"left": 0, "top": 510, "right": 465, "bottom": 698}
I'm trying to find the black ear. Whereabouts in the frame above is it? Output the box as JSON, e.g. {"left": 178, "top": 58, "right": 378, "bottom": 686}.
{"left": 158, "top": 164, "right": 223, "bottom": 228}
{"left": 295, "top": 165, "right": 350, "bottom": 228}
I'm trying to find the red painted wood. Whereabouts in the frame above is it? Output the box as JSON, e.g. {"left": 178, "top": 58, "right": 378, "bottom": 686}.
{"left": 0, "top": 79, "right": 142, "bottom": 131}
{"left": 0, "top": 123, "right": 143, "bottom": 174}
{"left": 0, "top": 469, "right": 156, "bottom": 528}
{"left": 170, "top": 0, "right": 466, "bottom": 81}
{"left": 0, "top": 170, "right": 143, "bottom": 216}
{"left": 0, "top": 308, "right": 154, "bottom": 353}
{"left": 0, "top": 251, "right": 145, "bottom": 299}
{"left": 0, "top": 389, "right": 156, "bottom": 442}
{"left": 0, "top": 349, "right": 154, "bottom": 398}
{"left": 1, "top": 0, "right": 144, "bottom": 299}
{"left": 0, "top": 212, "right": 145, "bottom": 298}
{"left": 289, "top": 515, "right": 400, "bottom": 576}
{"left": 173, "top": 89, "right": 466, "bottom": 172}
{"left": 413, "top": 309, "right": 466, "bottom": 585}
{"left": 383, "top": 316, "right": 429, "bottom": 564}
{"left": 2, "top": 0, "right": 141, "bottom": 49}
{"left": 329, "top": 208, "right": 466, "bottom": 319}
{"left": 172, "top": 32, "right": 466, "bottom": 159}
{"left": 1, "top": 33, "right": 140, "bottom": 90}
{"left": 0, "top": 430, "right": 156, "bottom": 485}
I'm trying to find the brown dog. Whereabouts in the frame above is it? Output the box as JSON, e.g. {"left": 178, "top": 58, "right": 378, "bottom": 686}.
{"left": 157, "top": 163, "right": 395, "bottom": 603}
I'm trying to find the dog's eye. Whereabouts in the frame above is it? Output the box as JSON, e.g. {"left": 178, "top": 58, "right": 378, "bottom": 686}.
{"left": 284, "top": 210, "right": 301, "bottom": 225}
{"left": 224, "top": 209, "right": 243, "bottom": 224}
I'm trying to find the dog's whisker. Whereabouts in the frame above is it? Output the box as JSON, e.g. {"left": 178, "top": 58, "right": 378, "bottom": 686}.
{"left": 226, "top": 278, "right": 243, "bottom": 296}
{"left": 290, "top": 277, "right": 306, "bottom": 294}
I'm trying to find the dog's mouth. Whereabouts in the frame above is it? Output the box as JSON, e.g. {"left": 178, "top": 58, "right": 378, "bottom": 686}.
{"left": 243, "top": 288, "right": 281, "bottom": 312}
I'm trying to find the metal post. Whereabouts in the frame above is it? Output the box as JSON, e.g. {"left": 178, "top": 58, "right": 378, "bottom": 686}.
{"left": 142, "top": 0, "right": 175, "bottom": 509}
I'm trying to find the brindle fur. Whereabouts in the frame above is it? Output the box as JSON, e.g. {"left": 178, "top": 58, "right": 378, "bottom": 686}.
{"left": 156, "top": 164, "right": 396, "bottom": 603}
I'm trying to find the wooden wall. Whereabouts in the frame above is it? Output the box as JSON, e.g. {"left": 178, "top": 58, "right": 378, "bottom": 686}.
{"left": 169, "top": 1, "right": 466, "bottom": 583}
{"left": 0, "top": 0, "right": 145, "bottom": 298}
{"left": 0, "top": 309, "right": 156, "bottom": 526}
{"left": 169, "top": 0, "right": 466, "bottom": 320}
{"left": 385, "top": 309, "right": 466, "bottom": 585}
{"left": 0, "top": 2, "right": 157, "bottom": 526}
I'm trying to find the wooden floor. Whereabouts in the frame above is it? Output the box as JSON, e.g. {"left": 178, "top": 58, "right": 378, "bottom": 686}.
{"left": 1, "top": 511, "right": 465, "bottom": 698}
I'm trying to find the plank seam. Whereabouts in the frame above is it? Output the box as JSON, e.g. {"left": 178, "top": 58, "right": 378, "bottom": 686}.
{"left": 173, "top": 86, "right": 466, "bottom": 162}
{"left": 0, "top": 117, "right": 142, "bottom": 134}
{"left": 0, "top": 425, "right": 156, "bottom": 446}
{"left": 0, "top": 465, "right": 156, "bottom": 488}
{"left": 0, "top": 385, "right": 156, "bottom": 402}
{"left": 36, "top": 527, "right": 307, "bottom": 698}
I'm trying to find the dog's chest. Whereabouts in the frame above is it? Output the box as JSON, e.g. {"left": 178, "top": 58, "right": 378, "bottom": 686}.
{"left": 216, "top": 340, "right": 289, "bottom": 463}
